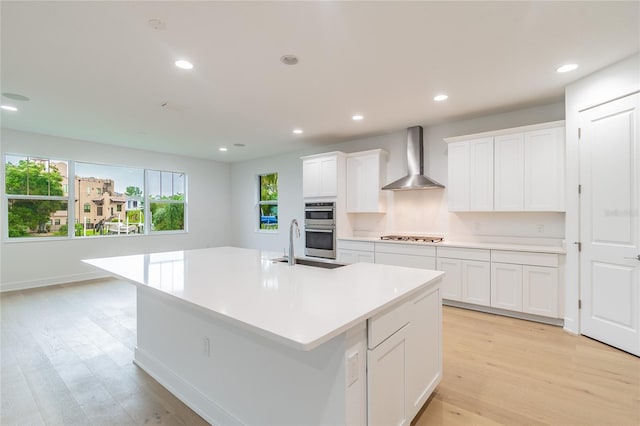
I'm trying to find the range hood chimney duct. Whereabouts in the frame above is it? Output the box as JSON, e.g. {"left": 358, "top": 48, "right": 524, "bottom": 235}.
{"left": 382, "top": 126, "right": 445, "bottom": 191}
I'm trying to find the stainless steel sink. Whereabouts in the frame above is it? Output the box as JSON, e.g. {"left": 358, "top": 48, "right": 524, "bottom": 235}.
{"left": 273, "top": 257, "right": 346, "bottom": 269}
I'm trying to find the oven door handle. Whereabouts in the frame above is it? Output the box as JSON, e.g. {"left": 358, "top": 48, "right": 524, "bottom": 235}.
{"left": 305, "top": 228, "right": 334, "bottom": 233}
{"left": 305, "top": 208, "right": 334, "bottom": 212}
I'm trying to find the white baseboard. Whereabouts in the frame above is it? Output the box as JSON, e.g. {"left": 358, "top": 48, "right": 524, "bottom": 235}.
{"left": 134, "top": 347, "right": 243, "bottom": 426}
{"left": 563, "top": 317, "right": 579, "bottom": 335}
{"left": 0, "top": 271, "right": 109, "bottom": 292}
{"left": 443, "top": 300, "right": 565, "bottom": 327}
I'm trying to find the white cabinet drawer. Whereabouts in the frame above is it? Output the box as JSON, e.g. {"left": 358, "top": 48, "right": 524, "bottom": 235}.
{"left": 368, "top": 297, "right": 412, "bottom": 349}
{"left": 491, "top": 250, "right": 558, "bottom": 267}
{"left": 337, "top": 240, "right": 374, "bottom": 252}
{"left": 376, "top": 242, "right": 436, "bottom": 257}
{"left": 375, "top": 252, "right": 436, "bottom": 270}
{"left": 436, "top": 246, "right": 490, "bottom": 261}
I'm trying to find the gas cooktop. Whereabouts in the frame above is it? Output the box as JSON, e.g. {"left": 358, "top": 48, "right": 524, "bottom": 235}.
{"left": 380, "top": 235, "right": 444, "bottom": 243}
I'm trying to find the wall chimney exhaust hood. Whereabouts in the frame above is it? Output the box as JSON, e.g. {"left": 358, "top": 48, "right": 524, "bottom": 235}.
{"left": 382, "top": 126, "right": 445, "bottom": 191}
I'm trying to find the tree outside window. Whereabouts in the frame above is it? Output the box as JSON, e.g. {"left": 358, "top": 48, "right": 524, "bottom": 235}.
{"left": 147, "top": 170, "right": 186, "bottom": 232}
{"left": 4, "top": 156, "right": 69, "bottom": 238}
{"left": 258, "top": 172, "right": 278, "bottom": 230}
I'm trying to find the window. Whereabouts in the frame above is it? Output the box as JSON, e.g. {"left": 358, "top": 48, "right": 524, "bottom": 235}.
{"left": 258, "top": 172, "right": 278, "bottom": 230}
{"left": 4, "top": 155, "right": 186, "bottom": 240}
{"left": 147, "top": 170, "right": 186, "bottom": 232}
{"left": 4, "top": 156, "right": 70, "bottom": 238}
{"left": 75, "top": 162, "right": 144, "bottom": 237}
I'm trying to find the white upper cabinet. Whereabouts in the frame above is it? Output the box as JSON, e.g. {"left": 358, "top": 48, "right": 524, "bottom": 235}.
{"left": 447, "top": 137, "right": 493, "bottom": 211}
{"left": 469, "top": 138, "right": 494, "bottom": 211}
{"left": 302, "top": 152, "right": 342, "bottom": 198}
{"left": 447, "top": 142, "right": 471, "bottom": 211}
{"left": 346, "top": 149, "right": 387, "bottom": 213}
{"left": 446, "top": 121, "right": 565, "bottom": 212}
{"left": 494, "top": 133, "right": 525, "bottom": 210}
{"left": 524, "top": 127, "right": 565, "bottom": 211}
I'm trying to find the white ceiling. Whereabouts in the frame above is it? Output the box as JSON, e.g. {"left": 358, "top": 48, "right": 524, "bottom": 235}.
{"left": 1, "top": 1, "right": 638, "bottom": 162}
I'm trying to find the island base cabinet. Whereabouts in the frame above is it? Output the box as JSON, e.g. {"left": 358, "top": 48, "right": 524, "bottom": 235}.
{"left": 367, "top": 325, "right": 408, "bottom": 426}
{"left": 367, "top": 284, "right": 442, "bottom": 425}
{"left": 134, "top": 287, "right": 367, "bottom": 426}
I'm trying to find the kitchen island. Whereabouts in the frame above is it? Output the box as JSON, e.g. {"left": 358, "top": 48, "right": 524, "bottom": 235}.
{"left": 84, "top": 246, "right": 443, "bottom": 425}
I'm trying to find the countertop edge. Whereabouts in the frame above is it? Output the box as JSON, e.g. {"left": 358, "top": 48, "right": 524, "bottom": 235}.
{"left": 337, "top": 237, "right": 567, "bottom": 254}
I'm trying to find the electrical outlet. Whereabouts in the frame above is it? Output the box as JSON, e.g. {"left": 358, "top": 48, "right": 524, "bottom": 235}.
{"left": 536, "top": 224, "right": 544, "bottom": 233}
{"left": 347, "top": 352, "right": 359, "bottom": 385}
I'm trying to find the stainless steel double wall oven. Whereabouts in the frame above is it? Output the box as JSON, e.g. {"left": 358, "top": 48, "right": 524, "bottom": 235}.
{"left": 304, "top": 202, "right": 336, "bottom": 259}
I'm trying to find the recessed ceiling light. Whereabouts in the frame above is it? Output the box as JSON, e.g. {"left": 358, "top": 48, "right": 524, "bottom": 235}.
{"left": 293, "top": 129, "right": 303, "bottom": 134}
{"left": 352, "top": 115, "right": 364, "bottom": 121}
{"left": 280, "top": 55, "right": 299, "bottom": 65}
{"left": 175, "top": 59, "right": 194, "bottom": 70}
{"left": 557, "top": 64, "right": 578, "bottom": 73}
{"left": 1, "top": 105, "right": 18, "bottom": 112}
{"left": 219, "top": 147, "right": 228, "bottom": 152}
{"left": 433, "top": 94, "right": 448, "bottom": 102}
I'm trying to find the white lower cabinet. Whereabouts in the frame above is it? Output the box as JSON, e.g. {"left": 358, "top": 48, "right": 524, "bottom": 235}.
{"left": 436, "top": 257, "right": 463, "bottom": 301}
{"left": 462, "top": 260, "right": 491, "bottom": 306}
{"left": 523, "top": 265, "right": 558, "bottom": 317}
{"left": 338, "top": 249, "right": 374, "bottom": 264}
{"left": 436, "top": 247, "right": 490, "bottom": 306}
{"left": 367, "top": 285, "right": 442, "bottom": 426}
{"left": 491, "top": 262, "right": 523, "bottom": 311}
{"left": 375, "top": 243, "right": 436, "bottom": 270}
{"left": 337, "top": 240, "right": 374, "bottom": 264}
{"left": 490, "top": 250, "right": 559, "bottom": 318}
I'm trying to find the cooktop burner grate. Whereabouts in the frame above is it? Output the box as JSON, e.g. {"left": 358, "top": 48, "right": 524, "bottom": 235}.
{"left": 380, "top": 235, "right": 444, "bottom": 243}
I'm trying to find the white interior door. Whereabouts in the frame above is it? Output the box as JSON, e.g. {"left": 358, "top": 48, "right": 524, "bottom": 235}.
{"left": 579, "top": 92, "right": 640, "bottom": 356}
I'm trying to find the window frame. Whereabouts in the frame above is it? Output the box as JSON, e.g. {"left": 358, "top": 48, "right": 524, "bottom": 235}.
{"left": 145, "top": 169, "right": 188, "bottom": 234}
{"left": 257, "top": 172, "right": 278, "bottom": 233}
{"left": 3, "top": 155, "right": 188, "bottom": 242}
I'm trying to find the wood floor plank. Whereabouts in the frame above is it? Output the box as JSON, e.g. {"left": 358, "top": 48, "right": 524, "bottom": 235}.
{"left": 2, "top": 279, "right": 639, "bottom": 426}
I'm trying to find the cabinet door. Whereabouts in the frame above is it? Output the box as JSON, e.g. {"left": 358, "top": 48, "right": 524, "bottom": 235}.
{"left": 523, "top": 265, "right": 558, "bottom": 317}
{"left": 406, "top": 287, "right": 442, "bottom": 420}
{"left": 302, "top": 159, "right": 321, "bottom": 198}
{"left": 367, "top": 325, "right": 408, "bottom": 426}
{"left": 436, "top": 258, "right": 462, "bottom": 301}
{"left": 469, "top": 138, "right": 494, "bottom": 211}
{"left": 447, "top": 142, "right": 470, "bottom": 211}
{"left": 524, "top": 127, "right": 565, "bottom": 211}
{"left": 494, "top": 133, "right": 524, "bottom": 211}
{"left": 462, "top": 260, "right": 491, "bottom": 306}
{"left": 347, "top": 153, "right": 384, "bottom": 213}
{"left": 376, "top": 252, "right": 435, "bottom": 270}
{"left": 319, "top": 156, "right": 337, "bottom": 197}
{"left": 491, "top": 262, "right": 523, "bottom": 311}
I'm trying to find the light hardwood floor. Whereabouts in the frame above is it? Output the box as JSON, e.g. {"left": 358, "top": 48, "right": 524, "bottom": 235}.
{"left": 1, "top": 279, "right": 638, "bottom": 426}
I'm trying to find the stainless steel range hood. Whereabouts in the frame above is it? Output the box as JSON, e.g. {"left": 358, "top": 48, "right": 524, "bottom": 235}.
{"left": 382, "top": 126, "right": 445, "bottom": 191}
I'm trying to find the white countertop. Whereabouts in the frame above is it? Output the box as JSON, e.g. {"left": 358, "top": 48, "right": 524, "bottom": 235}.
{"left": 84, "top": 247, "right": 443, "bottom": 351}
{"left": 338, "top": 236, "right": 566, "bottom": 254}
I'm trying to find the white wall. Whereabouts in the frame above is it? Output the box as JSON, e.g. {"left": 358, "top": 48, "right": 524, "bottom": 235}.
{"left": 1, "top": 129, "right": 231, "bottom": 290}
{"left": 230, "top": 102, "right": 566, "bottom": 253}
{"left": 563, "top": 53, "right": 640, "bottom": 334}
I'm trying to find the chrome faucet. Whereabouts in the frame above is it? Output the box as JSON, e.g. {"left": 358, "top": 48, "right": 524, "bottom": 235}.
{"left": 289, "top": 219, "right": 300, "bottom": 266}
